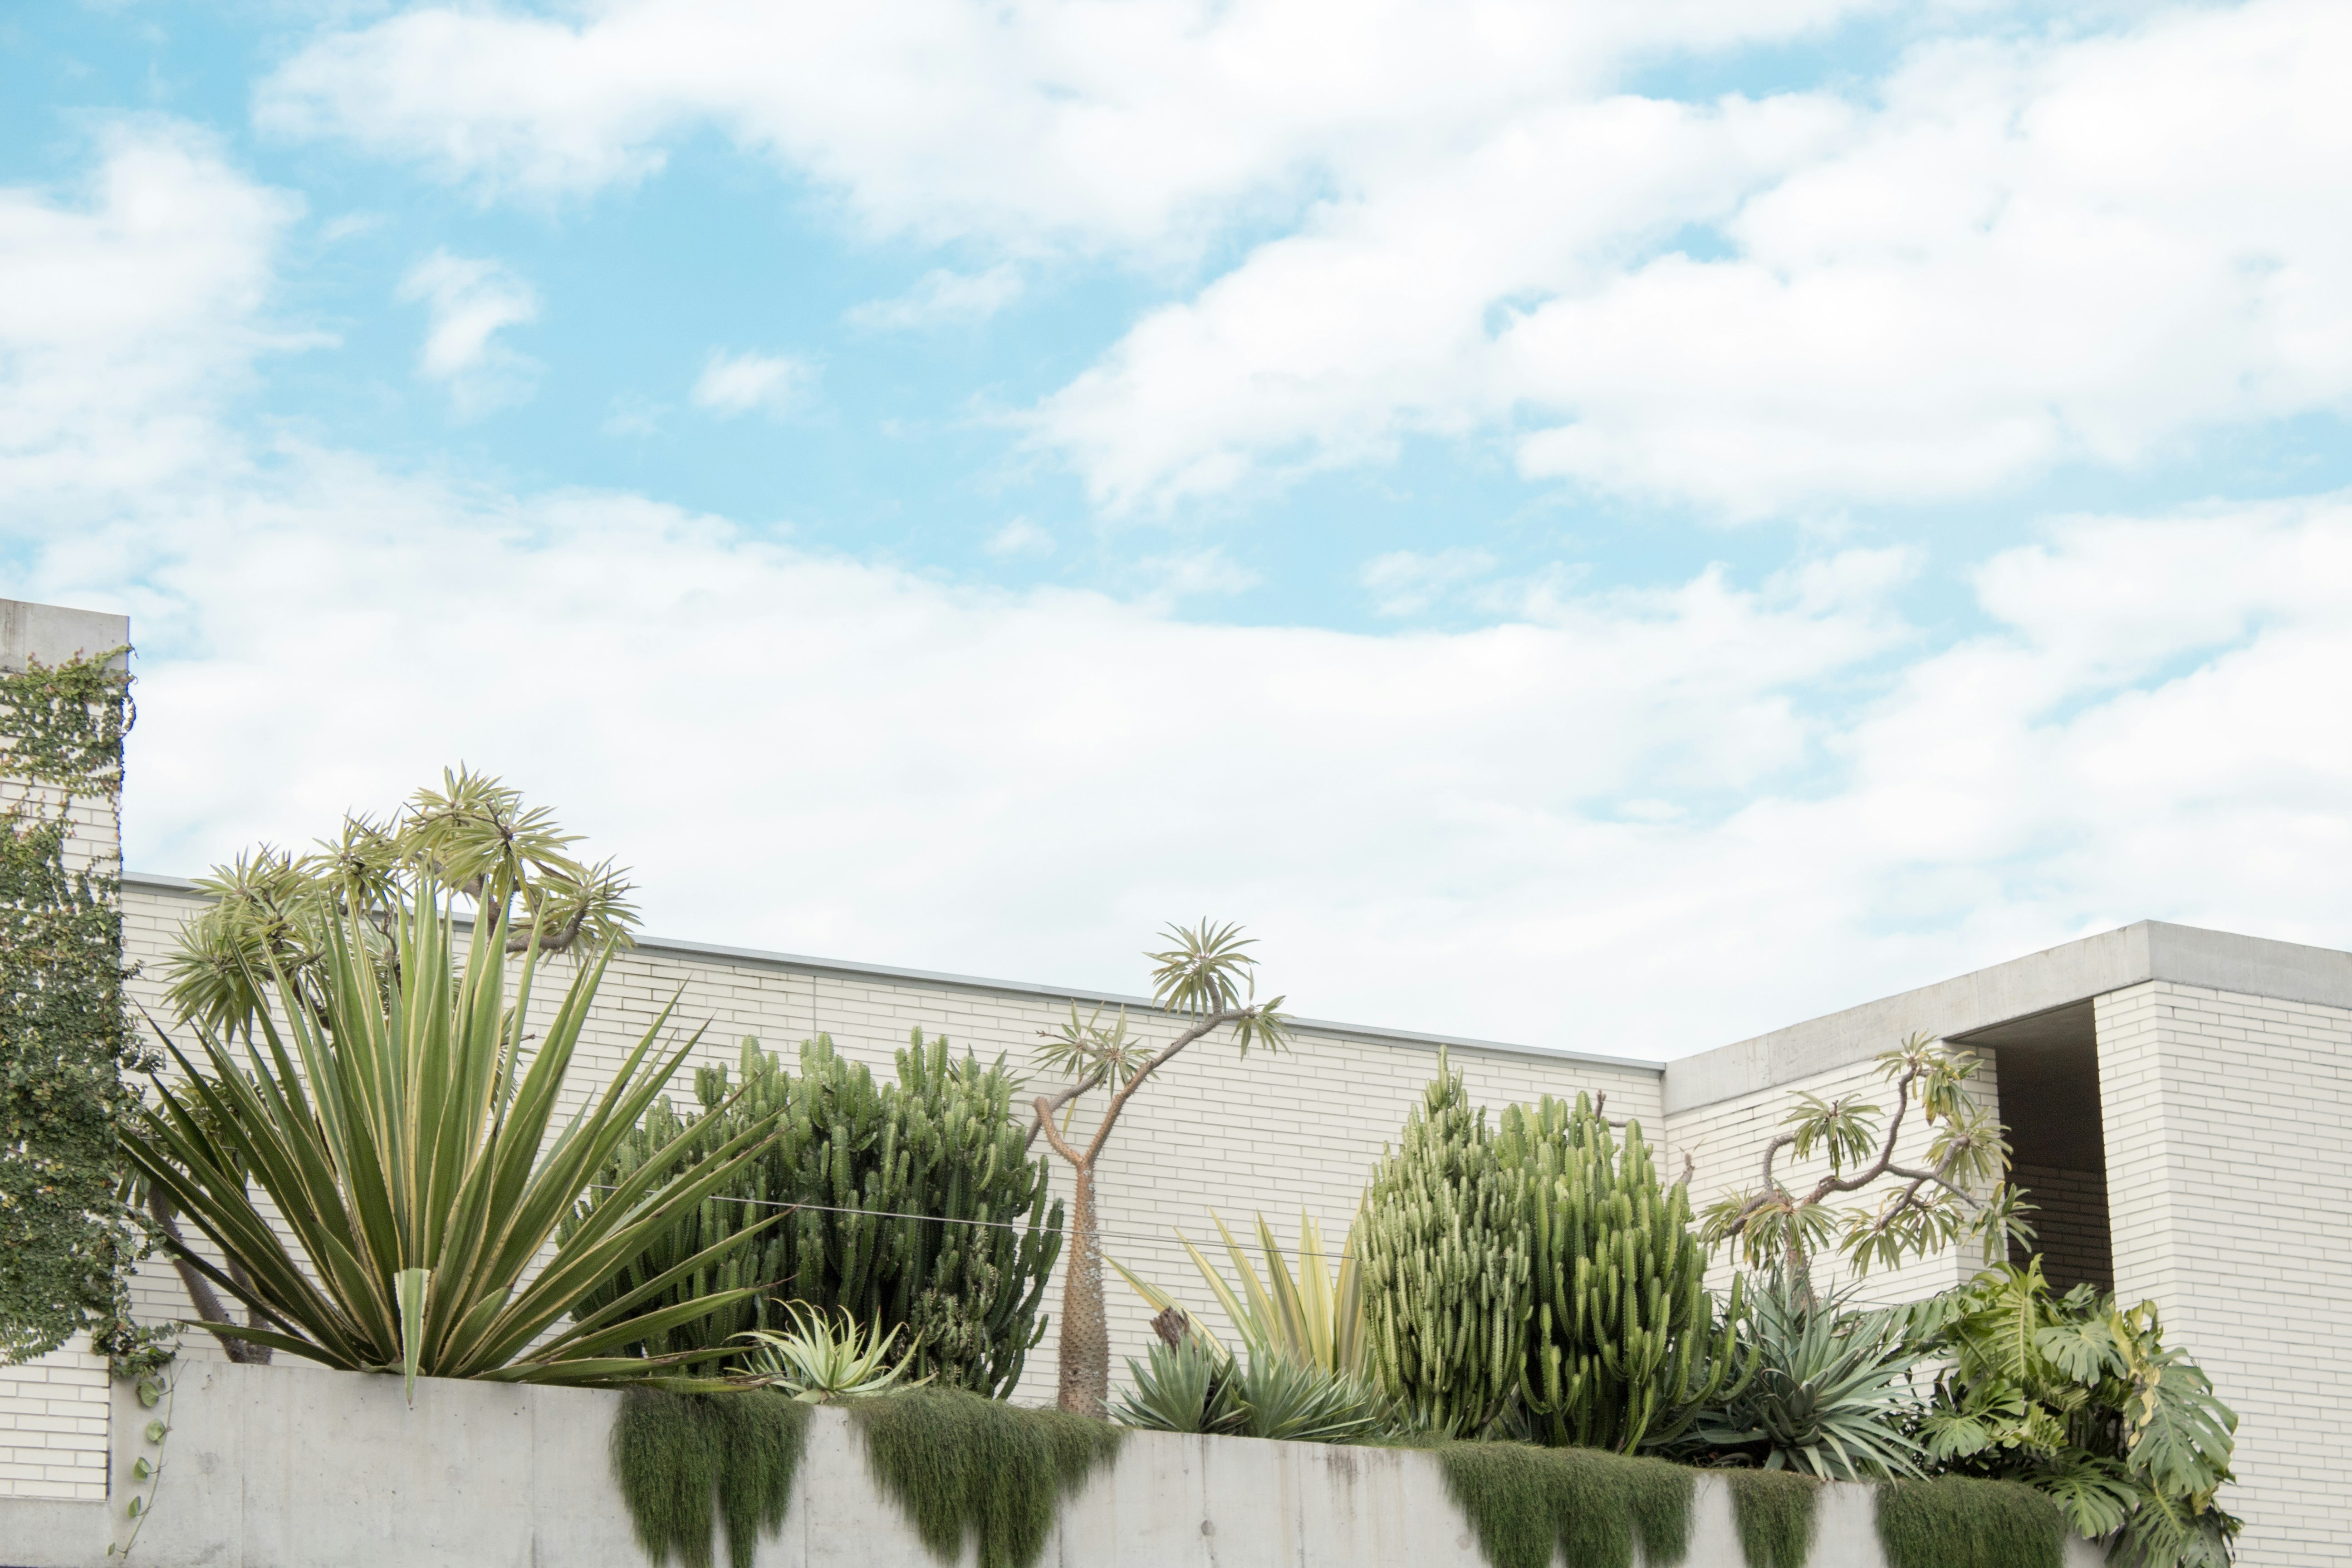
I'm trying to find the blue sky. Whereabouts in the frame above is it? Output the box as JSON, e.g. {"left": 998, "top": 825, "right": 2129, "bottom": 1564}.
{"left": 6, "top": 0, "right": 2352, "bottom": 1056}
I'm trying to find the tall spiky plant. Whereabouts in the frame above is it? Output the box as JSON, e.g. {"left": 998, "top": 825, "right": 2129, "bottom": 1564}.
{"left": 1109, "top": 1203, "right": 1367, "bottom": 1376}
{"left": 1359, "top": 1049, "right": 1530, "bottom": 1436}
{"left": 1501, "top": 1092, "right": 1750, "bottom": 1453}
{"left": 126, "top": 884, "right": 781, "bottom": 1393}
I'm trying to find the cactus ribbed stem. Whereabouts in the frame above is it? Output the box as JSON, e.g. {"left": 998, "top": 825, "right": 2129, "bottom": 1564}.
{"left": 564, "top": 1030, "right": 1064, "bottom": 1396}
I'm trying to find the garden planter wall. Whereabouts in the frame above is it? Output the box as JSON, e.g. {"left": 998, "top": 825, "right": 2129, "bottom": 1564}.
{"left": 0, "top": 1360, "right": 2101, "bottom": 1568}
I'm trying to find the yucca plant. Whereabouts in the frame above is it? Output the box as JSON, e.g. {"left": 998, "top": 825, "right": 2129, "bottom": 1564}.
{"left": 1687, "top": 1278, "right": 1927, "bottom": 1480}
{"left": 1109, "top": 1201, "right": 1366, "bottom": 1375}
{"left": 125, "top": 886, "right": 783, "bottom": 1395}
{"left": 739, "top": 1303, "right": 920, "bottom": 1403}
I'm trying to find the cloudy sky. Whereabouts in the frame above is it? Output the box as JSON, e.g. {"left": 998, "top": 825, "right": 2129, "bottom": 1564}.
{"left": 6, "top": 0, "right": 2350, "bottom": 1060}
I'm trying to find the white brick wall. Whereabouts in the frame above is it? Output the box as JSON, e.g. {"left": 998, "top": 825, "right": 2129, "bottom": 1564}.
{"left": 2095, "top": 981, "right": 2352, "bottom": 1568}
{"left": 0, "top": 1337, "right": 110, "bottom": 1501}
{"left": 117, "top": 881, "right": 1661, "bottom": 1407}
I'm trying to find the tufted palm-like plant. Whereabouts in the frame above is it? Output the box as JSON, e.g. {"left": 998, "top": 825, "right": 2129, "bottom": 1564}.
{"left": 126, "top": 886, "right": 782, "bottom": 1396}
{"left": 1026, "top": 920, "right": 1289, "bottom": 1416}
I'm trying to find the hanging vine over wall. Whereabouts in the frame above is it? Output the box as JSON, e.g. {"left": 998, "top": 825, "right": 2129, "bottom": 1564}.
{"left": 1434, "top": 1440, "right": 1694, "bottom": 1568}
{"left": 611, "top": 1389, "right": 811, "bottom": 1568}
{"left": 0, "top": 649, "right": 155, "bottom": 1365}
{"left": 1723, "top": 1469, "right": 1822, "bottom": 1568}
{"left": 1876, "top": 1476, "right": 2063, "bottom": 1568}
{"left": 852, "top": 1387, "right": 1124, "bottom": 1568}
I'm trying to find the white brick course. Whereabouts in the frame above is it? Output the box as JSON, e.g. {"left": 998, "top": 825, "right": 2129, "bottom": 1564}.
{"left": 2095, "top": 981, "right": 2352, "bottom": 1568}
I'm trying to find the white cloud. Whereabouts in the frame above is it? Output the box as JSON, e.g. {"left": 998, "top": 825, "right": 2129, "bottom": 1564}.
{"left": 395, "top": 249, "right": 539, "bottom": 413}
{"left": 1361, "top": 548, "right": 1497, "bottom": 616}
{"left": 986, "top": 518, "right": 1054, "bottom": 556}
{"left": 0, "top": 123, "right": 299, "bottom": 510}
{"left": 13, "top": 118, "right": 2352, "bottom": 1062}
{"left": 59, "top": 466, "right": 2352, "bottom": 1059}
{"left": 258, "top": 0, "right": 2352, "bottom": 520}
{"left": 690, "top": 349, "right": 814, "bottom": 417}
{"left": 848, "top": 264, "right": 1025, "bottom": 330}
{"left": 1137, "top": 546, "right": 1260, "bottom": 603}
{"left": 1029, "top": 0, "right": 2352, "bottom": 515}
{"left": 257, "top": 0, "right": 1868, "bottom": 252}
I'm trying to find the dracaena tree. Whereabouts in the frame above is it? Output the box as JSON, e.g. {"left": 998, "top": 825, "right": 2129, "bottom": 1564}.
{"left": 129, "top": 772, "right": 778, "bottom": 1390}
{"left": 162, "top": 766, "right": 637, "bottom": 1041}
{"left": 1027, "top": 921, "right": 1289, "bottom": 1416}
{"left": 1699, "top": 1034, "right": 2027, "bottom": 1304}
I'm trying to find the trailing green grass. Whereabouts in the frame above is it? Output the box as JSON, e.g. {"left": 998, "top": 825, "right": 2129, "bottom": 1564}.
{"left": 611, "top": 1389, "right": 811, "bottom": 1568}
{"left": 1436, "top": 1441, "right": 1695, "bottom": 1568}
{"left": 1877, "top": 1477, "right": 2064, "bottom": 1568}
{"left": 851, "top": 1387, "right": 1125, "bottom": 1568}
{"left": 1723, "top": 1470, "right": 1822, "bottom": 1568}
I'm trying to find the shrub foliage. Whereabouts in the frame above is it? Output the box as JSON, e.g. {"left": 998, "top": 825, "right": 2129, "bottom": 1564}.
{"left": 0, "top": 650, "right": 152, "bottom": 1365}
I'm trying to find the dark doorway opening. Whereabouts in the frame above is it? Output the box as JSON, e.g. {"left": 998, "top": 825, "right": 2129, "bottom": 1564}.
{"left": 1957, "top": 1001, "right": 2114, "bottom": 1295}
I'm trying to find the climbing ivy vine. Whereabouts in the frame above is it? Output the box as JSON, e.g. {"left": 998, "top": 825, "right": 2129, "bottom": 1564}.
{"left": 0, "top": 648, "right": 157, "bottom": 1366}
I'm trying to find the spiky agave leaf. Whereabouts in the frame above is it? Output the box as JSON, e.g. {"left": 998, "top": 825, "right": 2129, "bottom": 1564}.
{"left": 1693, "top": 1281, "right": 1927, "bottom": 1480}
{"left": 737, "top": 1302, "right": 920, "bottom": 1403}
{"left": 1109, "top": 1335, "right": 1243, "bottom": 1434}
{"left": 124, "top": 886, "right": 780, "bottom": 1385}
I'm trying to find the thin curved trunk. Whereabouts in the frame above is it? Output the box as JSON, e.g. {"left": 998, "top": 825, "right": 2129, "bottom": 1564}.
{"left": 1057, "top": 1163, "right": 1107, "bottom": 1416}
{"left": 148, "top": 1191, "right": 273, "bottom": 1364}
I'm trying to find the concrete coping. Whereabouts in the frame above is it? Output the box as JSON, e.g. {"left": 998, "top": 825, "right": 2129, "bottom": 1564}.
{"left": 1663, "top": 918, "right": 2352, "bottom": 1113}
{"left": 0, "top": 599, "right": 129, "bottom": 672}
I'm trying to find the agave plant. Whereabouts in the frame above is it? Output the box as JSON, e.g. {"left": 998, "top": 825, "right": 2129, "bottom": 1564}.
{"left": 738, "top": 1302, "right": 920, "bottom": 1403}
{"left": 1111, "top": 1310, "right": 1394, "bottom": 1443}
{"left": 1111, "top": 1331, "right": 1244, "bottom": 1435}
{"left": 126, "top": 887, "right": 782, "bottom": 1395}
{"left": 1687, "top": 1276, "right": 1927, "bottom": 1480}
{"left": 1109, "top": 1201, "right": 1367, "bottom": 1374}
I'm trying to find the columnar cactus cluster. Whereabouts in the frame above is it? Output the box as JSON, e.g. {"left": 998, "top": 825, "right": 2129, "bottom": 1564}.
{"left": 567, "top": 1029, "right": 1063, "bottom": 1396}
{"left": 1360, "top": 1054, "right": 1532, "bottom": 1434}
{"left": 1362, "top": 1052, "right": 1743, "bottom": 1443}
{"left": 1502, "top": 1093, "right": 1746, "bottom": 1452}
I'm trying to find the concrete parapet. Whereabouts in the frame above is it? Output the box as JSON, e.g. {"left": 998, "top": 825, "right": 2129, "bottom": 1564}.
{"left": 0, "top": 601, "right": 128, "bottom": 672}
{"left": 0, "top": 1360, "right": 2102, "bottom": 1568}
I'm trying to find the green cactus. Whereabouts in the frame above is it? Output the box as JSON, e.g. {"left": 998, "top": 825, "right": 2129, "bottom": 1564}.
{"left": 565, "top": 1030, "right": 1063, "bottom": 1396}
{"left": 1359, "top": 1049, "right": 1531, "bottom": 1435}
{"left": 1500, "top": 1092, "right": 1749, "bottom": 1453}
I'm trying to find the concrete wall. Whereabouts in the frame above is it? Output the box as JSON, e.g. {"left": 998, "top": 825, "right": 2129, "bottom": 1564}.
{"left": 2094, "top": 981, "right": 2352, "bottom": 1568}
{"left": 0, "top": 1360, "right": 2102, "bottom": 1568}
